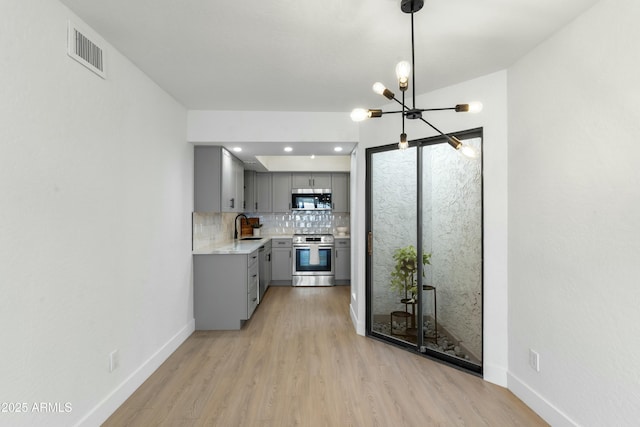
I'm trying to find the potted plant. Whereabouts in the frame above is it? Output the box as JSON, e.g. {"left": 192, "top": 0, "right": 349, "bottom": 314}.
{"left": 389, "top": 245, "right": 431, "bottom": 303}
{"left": 251, "top": 223, "right": 263, "bottom": 236}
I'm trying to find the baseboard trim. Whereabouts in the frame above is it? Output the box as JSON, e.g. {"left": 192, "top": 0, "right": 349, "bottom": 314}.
{"left": 482, "top": 362, "right": 508, "bottom": 387}
{"left": 75, "top": 318, "right": 196, "bottom": 427}
{"left": 507, "top": 371, "right": 578, "bottom": 427}
{"left": 349, "top": 303, "right": 365, "bottom": 336}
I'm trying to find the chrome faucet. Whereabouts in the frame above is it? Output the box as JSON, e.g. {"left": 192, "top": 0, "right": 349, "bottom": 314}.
{"left": 234, "top": 214, "right": 248, "bottom": 240}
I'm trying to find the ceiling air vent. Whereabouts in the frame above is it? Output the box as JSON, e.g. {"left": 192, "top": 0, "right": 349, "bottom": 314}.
{"left": 67, "top": 20, "right": 106, "bottom": 79}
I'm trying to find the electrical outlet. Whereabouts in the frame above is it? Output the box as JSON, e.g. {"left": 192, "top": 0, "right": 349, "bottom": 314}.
{"left": 109, "top": 349, "right": 119, "bottom": 373}
{"left": 529, "top": 349, "right": 540, "bottom": 372}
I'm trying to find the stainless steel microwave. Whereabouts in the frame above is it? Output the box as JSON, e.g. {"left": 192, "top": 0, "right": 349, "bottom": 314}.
{"left": 291, "top": 189, "right": 332, "bottom": 210}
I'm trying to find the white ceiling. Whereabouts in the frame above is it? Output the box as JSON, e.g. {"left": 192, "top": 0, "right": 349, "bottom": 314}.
{"left": 59, "top": 0, "right": 599, "bottom": 161}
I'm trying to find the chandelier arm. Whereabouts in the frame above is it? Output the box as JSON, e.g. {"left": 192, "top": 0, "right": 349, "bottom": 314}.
{"left": 418, "top": 107, "right": 458, "bottom": 112}
{"left": 392, "top": 97, "right": 405, "bottom": 108}
{"left": 418, "top": 116, "right": 451, "bottom": 139}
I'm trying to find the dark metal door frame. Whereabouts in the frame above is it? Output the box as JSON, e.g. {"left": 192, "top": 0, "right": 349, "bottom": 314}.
{"left": 365, "top": 127, "right": 484, "bottom": 375}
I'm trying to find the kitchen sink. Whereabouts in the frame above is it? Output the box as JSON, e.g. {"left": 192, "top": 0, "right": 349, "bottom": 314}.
{"left": 240, "top": 237, "right": 263, "bottom": 241}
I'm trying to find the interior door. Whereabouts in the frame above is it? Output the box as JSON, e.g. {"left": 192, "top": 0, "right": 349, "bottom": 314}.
{"left": 367, "top": 145, "right": 417, "bottom": 346}
{"left": 418, "top": 137, "right": 483, "bottom": 371}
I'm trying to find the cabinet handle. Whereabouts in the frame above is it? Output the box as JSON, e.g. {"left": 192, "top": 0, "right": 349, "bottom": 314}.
{"left": 252, "top": 274, "right": 257, "bottom": 278}
{"left": 230, "top": 198, "right": 235, "bottom": 209}
{"left": 289, "top": 250, "right": 292, "bottom": 259}
{"left": 267, "top": 254, "right": 271, "bottom": 261}
{"left": 255, "top": 202, "right": 258, "bottom": 210}
{"left": 368, "top": 231, "right": 373, "bottom": 256}
{"left": 252, "top": 298, "right": 257, "bottom": 302}
{"left": 243, "top": 200, "right": 246, "bottom": 209}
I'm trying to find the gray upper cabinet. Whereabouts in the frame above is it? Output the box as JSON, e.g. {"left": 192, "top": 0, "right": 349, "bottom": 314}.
{"left": 331, "top": 173, "right": 350, "bottom": 212}
{"left": 245, "top": 171, "right": 273, "bottom": 213}
{"left": 195, "top": 146, "right": 244, "bottom": 213}
{"left": 244, "top": 170, "right": 256, "bottom": 212}
{"left": 291, "top": 172, "right": 331, "bottom": 189}
{"left": 194, "top": 146, "right": 221, "bottom": 212}
{"left": 242, "top": 171, "right": 349, "bottom": 213}
{"left": 256, "top": 173, "right": 272, "bottom": 212}
{"left": 272, "top": 173, "right": 292, "bottom": 212}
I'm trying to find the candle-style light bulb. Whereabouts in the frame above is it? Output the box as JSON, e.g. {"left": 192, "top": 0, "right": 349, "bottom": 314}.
{"left": 395, "top": 61, "right": 411, "bottom": 91}
{"left": 350, "top": 108, "right": 368, "bottom": 122}
{"left": 398, "top": 133, "right": 409, "bottom": 150}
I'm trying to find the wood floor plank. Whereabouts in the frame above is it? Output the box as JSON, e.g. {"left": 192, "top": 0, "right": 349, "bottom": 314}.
{"left": 103, "top": 286, "right": 547, "bottom": 427}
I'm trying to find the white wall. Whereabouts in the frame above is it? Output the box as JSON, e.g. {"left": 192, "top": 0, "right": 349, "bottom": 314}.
{"left": 353, "top": 71, "right": 509, "bottom": 385}
{"left": 0, "top": 1, "right": 193, "bottom": 426}
{"left": 507, "top": 0, "right": 640, "bottom": 425}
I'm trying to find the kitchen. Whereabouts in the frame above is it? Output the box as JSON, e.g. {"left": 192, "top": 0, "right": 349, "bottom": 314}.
{"left": 191, "top": 145, "right": 353, "bottom": 330}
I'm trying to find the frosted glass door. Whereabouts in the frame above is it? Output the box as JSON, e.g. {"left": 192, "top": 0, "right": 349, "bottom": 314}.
{"left": 419, "top": 138, "right": 483, "bottom": 369}
{"left": 369, "top": 146, "right": 417, "bottom": 345}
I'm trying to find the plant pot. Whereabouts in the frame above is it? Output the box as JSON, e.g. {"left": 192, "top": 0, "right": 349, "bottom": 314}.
{"left": 253, "top": 228, "right": 261, "bottom": 237}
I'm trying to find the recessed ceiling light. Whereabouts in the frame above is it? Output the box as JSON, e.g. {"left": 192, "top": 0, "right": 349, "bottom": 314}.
{"left": 310, "top": 154, "right": 316, "bottom": 159}
{"left": 284, "top": 147, "right": 293, "bottom": 152}
{"left": 232, "top": 147, "right": 242, "bottom": 152}
{"left": 334, "top": 146, "right": 343, "bottom": 152}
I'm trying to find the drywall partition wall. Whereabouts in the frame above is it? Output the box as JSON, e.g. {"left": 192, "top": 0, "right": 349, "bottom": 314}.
{"left": 188, "top": 110, "right": 358, "bottom": 143}
{"left": 0, "top": 1, "right": 192, "bottom": 426}
{"left": 507, "top": 0, "right": 640, "bottom": 425}
{"left": 354, "top": 70, "right": 508, "bottom": 385}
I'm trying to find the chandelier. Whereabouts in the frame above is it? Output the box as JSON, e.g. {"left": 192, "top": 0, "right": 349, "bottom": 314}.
{"left": 351, "top": 0, "right": 482, "bottom": 157}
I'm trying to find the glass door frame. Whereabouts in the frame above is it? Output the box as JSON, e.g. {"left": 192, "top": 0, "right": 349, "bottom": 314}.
{"left": 365, "top": 127, "right": 484, "bottom": 375}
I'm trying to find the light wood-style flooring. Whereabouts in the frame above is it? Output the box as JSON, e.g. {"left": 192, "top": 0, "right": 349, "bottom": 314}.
{"left": 104, "top": 286, "right": 547, "bottom": 426}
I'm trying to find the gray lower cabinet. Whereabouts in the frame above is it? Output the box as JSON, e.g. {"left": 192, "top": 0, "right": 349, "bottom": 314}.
{"left": 335, "top": 237, "right": 350, "bottom": 285}
{"left": 271, "top": 237, "right": 292, "bottom": 285}
{"left": 259, "top": 241, "right": 272, "bottom": 300}
{"left": 193, "top": 249, "right": 259, "bottom": 330}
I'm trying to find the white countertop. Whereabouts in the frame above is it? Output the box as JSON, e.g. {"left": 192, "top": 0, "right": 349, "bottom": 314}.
{"left": 193, "top": 233, "right": 349, "bottom": 255}
{"left": 193, "top": 235, "right": 293, "bottom": 255}
{"left": 193, "top": 237, "right": 269, "bottom": 255}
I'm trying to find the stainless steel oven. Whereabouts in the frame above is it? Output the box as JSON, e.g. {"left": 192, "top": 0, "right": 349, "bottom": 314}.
{"left": 292, "top": 234, "right": 335, "bottom": 286}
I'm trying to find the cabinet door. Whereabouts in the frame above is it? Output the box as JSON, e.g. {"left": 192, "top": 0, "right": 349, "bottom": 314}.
{"left": 335, "top": 244, "right": 350, "bottom": 282}
{"left": 244, "top": 170, "right": 256, "bottom": 212}
{"left": 272, "top": 173, "right": 292, "bottom": 212}
{"left": 194, "top": 147, "right": 222, "bottom": 212}
{"left": 256, "top": 173, "right": 272, "bottom": 212}
{"left": 291, "top": 173, "right": 311, "bottom": 188}
{"left": 272, "top": 247, "right": 292, "bottom": 282}
{"left": 311, "top": 173, "right": 332, "bottom": 188}
{"left": 233, "top": 157, "right": 244, "bottom": 213}
{"left": 221, "top": 149, "right": 235, "bottom": 212}
{"left": 331, "top": 173, "right": 349, "bottom": 212}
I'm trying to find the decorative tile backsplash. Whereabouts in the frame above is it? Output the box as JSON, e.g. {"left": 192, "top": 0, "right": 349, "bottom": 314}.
{"left": 253, "top": 212, "right": 350, "bottom": 235}
{"left": 192, "top": 211, "right": 350, "bottom": 249}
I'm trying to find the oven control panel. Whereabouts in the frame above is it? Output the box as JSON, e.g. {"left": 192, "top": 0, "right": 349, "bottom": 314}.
{"left": 292, "top": 234, "right": 334, "bottom": 244}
